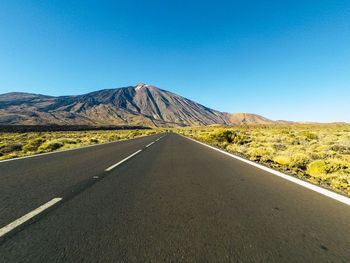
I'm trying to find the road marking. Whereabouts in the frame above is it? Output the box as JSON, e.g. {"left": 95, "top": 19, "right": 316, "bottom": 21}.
{"left": 0, "top": 198, "right": 62, "bottom": 238}
{"left": 146, "top": 142, "right": 155, "bottom": 148}
{"left": 182, "top": 135, "right": 350, "bottom": 206}
{"left": 105, "top": 150, "right": 142, "bottom": 172}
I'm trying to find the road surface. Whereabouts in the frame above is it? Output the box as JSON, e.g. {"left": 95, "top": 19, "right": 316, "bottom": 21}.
{"left": 1, "top": 132, "right": 349, "bottom": 262}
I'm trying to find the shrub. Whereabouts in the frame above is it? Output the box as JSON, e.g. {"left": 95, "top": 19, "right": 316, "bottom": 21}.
{"left": 209, "top": 129, "right": 236, "bottom": 143}
{"left": 23, "top": 138, "right": 45, "bottom": 152}
{"left": 326, "top": 158, "right": 348, "bottom": 173}
{"left": 209, "top": 129, "right": 250, "bottom": 145}
{"left": 38, "top": 140, "right": 64, "bottom": 152}
{"left": 300, "top": 131, "right": 318, "bottom": 140}
{"left": 0, "top": 143, "right": 7, "bottom": 151}
{"left": 248, "top": 141, "right": 263, "bottom": 148}
{"left": 145, "top": 130, "right": 156, "bottom": 135}
{"left": 307, "top": 160, "right": 327, "bottom": 177}
{"left": 310, "top": 144, "right": 328, "bottom": 153}
{"left": 247, "top": 147, "right": 275, "bottom": 161}
{"left": 89, "top": 138, "right": 99, "bottom": 143}
{"left": 289, "top": 154, "right": 311, "bottom": 170}
{"left": 273, "top": 155, "right": 291, "bottom": 166}
{"left": 329, "top": 144, "right": 350, "bottom": 154}
{"left": 0, "top": 143, "right": 22, "bottom": 154}
{"left": 277, "top": 129, "right": 290, "bottom": 134}
{"left": 232, "top": 133, "right": 250, "bottom": 145}
{"left": 307, "top": 151, "right": 322, "bottom": 160}
{"left": 272, "top": 143, "right": 287, "bottom": 151}
{"left": 226, "top": 144, "right": 240, "bottom": 153}
{"left": 287, "top": 145, "right": 305, "bottom": 153}
{"left": 324, "top": 150, "right": 337, "bottom": 158}
{"left": 108, "top": 134, "right": 120, "bottom": 141}
{"left": 128, "top": 130, "right": 141, "bottom": 138}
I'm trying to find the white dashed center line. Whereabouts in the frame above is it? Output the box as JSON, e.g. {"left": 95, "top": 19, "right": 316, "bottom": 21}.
{"left": 146, "top": 142, "right": 155, "bottom": 148}
{"left": 105, "top": 150, "right": 142, "bottom": 172}
{"left": 0, "top": 198, "right": 62, "bottom": 238}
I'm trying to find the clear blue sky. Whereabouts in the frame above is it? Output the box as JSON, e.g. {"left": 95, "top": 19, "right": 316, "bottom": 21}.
{"left": 1, "top": 0, "right": 349, "bottom": 122}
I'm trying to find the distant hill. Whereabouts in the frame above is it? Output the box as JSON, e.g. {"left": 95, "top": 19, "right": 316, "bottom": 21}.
{"left": 0, "top": 83, "right": 275, "bottom": 127}
{"left": 223, "top": 113, "right": 274, "bottom": 125}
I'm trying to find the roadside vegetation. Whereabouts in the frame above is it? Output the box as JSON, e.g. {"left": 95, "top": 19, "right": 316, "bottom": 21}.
{"left": 0, "top": 129, "right": 165, "bottom": 161}
{"left": 175, "top": 123, "right": 350, "bottom": 196}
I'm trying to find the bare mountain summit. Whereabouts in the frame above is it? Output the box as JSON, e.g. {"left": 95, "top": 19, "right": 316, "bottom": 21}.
{"left": 0, "top": 84, "right": 274, "bottom": 127}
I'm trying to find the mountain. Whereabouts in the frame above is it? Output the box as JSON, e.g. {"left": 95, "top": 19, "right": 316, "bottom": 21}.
{"left": 0, "top": 83, "right": 275, "bottom": 127}
{"left": 223, "top": 113, "right": 274, "bottom": 125}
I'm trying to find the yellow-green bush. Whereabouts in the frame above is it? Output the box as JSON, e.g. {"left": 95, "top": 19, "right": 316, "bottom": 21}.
{"left": 38, "top": 140, "right": 65, "bottom": 152}
{"left": 89, "top": 138, "right": 99, "bottom": 144}
{"left": 289, "top": 154, "right": 310, "bottom": 170}
{"left": 209, "top": 129, "right": 235, "bottom": 143}
{"left": 300, "top": 131, "right": 318, "bottom": 140}
{"left": 23, "top": 138, "right": 46, "bottom": 152}
{"left": 307, "top": 160, "right": 327, "bottom": 177}
{"left": 273, "top": 155, "right": 291, "bottom": 166}
{"left": 247, "top": 147, "right": 275, "bottom": 162}
{"left": 108, "top": 134, "right": 120, "bottom": 141}
{"left": 209, "top": 129, "right": 250, "bottom": 145}
{"left": 326, "top": 158, "right": 348, "bottom": 173}
{"left": 0, "top": 143, "right": 22, "bottom": 155}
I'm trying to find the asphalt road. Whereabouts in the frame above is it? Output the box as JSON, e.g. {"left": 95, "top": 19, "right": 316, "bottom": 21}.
{"left": 0, "top": 133, "right": 163, "bottom": 228}
{"left": 1, "top": 132, "right": 350, "bottom": 262}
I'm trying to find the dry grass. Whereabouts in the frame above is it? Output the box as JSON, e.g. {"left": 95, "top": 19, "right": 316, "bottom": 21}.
{"left": 175, "top": 123, "right": 350, "bottom": 196}
{"left": 0, "top": 129, "right": 165, "bottom": 160}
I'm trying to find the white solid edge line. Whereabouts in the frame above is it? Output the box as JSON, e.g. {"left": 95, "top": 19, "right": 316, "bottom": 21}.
{"left": 146, "top": 142, "right": 155, "bottom": 148}
{"left": 0, "top": 133, "right": 163, "bottom": 164}
{"left": 182, "top": 135, "right": 350, "bottom": 206}
{"left": 0, "top": 198, "right": 62, "bottom": 238}
{"left": 105, "top": 149, "right": 142, "bottom": 172}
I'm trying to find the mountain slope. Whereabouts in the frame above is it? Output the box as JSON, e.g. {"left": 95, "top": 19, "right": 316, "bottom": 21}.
{"left": 0, "top": 84, "right": 274, "bottom": 127}
{"left": 223, "top": 113, "right": 274, "bottom": 125}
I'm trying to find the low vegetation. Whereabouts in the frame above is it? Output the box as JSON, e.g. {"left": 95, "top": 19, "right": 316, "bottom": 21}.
{"left": 175, "top": 123, "right": 350, "bottom": 196}
{"left": 0, "top": 129, "right": 164, "bottom": 160}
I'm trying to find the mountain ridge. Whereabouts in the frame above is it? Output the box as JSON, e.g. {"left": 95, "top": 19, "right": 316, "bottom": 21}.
{"left": 0, "top": 84, "right": 275, "bottom": 127}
